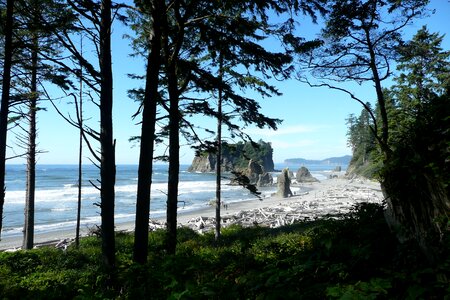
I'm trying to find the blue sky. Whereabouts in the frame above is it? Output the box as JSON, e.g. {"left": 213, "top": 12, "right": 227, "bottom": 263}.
{"left": 6, "top": 0, "right": 449, "bottom": 165}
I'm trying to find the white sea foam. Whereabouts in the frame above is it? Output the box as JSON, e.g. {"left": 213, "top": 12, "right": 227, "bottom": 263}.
{"left": 51, "top": 207, "right": 73, "bottom": 212}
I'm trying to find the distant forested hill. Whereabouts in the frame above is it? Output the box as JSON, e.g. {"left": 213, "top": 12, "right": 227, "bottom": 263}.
{"left": 284, "top": 155, "right": 352, "bottom": 165}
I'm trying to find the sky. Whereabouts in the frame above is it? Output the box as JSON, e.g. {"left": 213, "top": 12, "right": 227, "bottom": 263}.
{"left": 5, "top": 0, "right": 450, "bottom": 165}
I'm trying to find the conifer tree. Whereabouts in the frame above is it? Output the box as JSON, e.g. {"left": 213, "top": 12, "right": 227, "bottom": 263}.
{"left": 44, "top": 0, "right": 118, "bottom": 268}
{"left": 6, "top": 0, "right": 78, "bottom": 249}
{"left": 0, "top": 0, "right": 14, "bottom": 239}
{"left": 306, "top": 0, "right": 449, "bottom": 261}
{"left": 384, "top": 26, "right": 450, "bottom": 262}
{"left": 132, "top": 0, "right": 164, "bottom": 264}
{"left": 161, "top": 0, "right": 324, "bottom": 250}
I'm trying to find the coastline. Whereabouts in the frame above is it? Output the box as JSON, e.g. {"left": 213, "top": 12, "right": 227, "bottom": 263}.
{"left": 0, "top": 177, "right": 382, "bottom": 251}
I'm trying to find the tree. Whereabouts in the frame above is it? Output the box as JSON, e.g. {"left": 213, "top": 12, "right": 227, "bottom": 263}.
{"left": 75, "top": 36, "right": 84, "bottom": 248}
{"left": 42, "top": 0, "right": 118, "bottom": 268}
{"left": 160, "top": 0, "right": 291, "bottom": 252}
{"left": 214, "top": 52, "right": 223, "bottom": 241}
{"left": 128, "top": 0, "right": 324, "bottom": 253}
{"left": 298, "top": 0, "right": 450, "bottom": 261}
{"left": 0, "top": 0, "right": 14, "bottom": 239}
{"left": 97, "top": 0, "right": 116, "bottom": 269}
{"left": 395, "top": 25, "right": 450, "bottom": 112}
{"left": 192, "top": 0, "right": 325, "bottom": 240}
{"left": 301, "top": 0, "right": 428, "bottom": 156}
{"left": 345, "top": 103, "right": 378, "bottom": 177}
{"left": 132, "top": 0, "right": 164, "bottom": 264}
{"left": 381, "top": 27, "right": 450, "bottom": 262}
{"left": 13, "top": 0, "right": 60, "bottom": 250}
{"left": 9, "top": 0, "right": 86, "bottom": 250}
{"left": 22, "top": 29, "right": 38, "bottom": 250}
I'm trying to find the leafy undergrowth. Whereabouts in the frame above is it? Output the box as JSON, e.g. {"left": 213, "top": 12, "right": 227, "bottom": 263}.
{"left": 1, "top": 203, "right": 448, "bottom": 299}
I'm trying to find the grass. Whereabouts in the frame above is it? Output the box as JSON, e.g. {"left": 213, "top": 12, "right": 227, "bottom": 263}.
{"left": 0, "top": 203, "right": 448, "bottom": 299}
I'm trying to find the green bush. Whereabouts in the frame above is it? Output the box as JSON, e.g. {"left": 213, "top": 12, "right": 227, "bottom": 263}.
{"left": 0, "top": 203, "right": 448, "bottom": 299}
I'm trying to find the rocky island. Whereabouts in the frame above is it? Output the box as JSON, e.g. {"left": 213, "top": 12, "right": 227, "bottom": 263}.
{"left": 188, "top": 140, "right": 275, "bottom": 187}
{"left": 188, "top": 140, "right": 275, "bottom": 173}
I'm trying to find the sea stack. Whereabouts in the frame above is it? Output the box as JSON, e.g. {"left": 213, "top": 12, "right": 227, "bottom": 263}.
{"left": 296, "top": 166, "right": 319, "bottom": 183}
{"left": 277, "top": 168, "right": 293, "bottom": 198}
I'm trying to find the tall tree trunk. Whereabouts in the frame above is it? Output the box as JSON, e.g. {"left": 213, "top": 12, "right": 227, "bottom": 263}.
{"left": 365, "top": 28, "right": 390, "bottom": 159}
{"left": 165, "top": 63, "right": 180, "bottom": 254}
{"left": 99, "top": 0, "right": 116, "bottom": 268}
{"left": 133, "top": 0, "right": 163, "bottom": 264}
{"left": 0, "top": 0, "right": 14, "bottom": 239}
{"left": 215, "top": 54, "right": 223, "bottom": 241}
{"left": 163, "top": 0, "right": 183, "bottom": 254}
{"left": 23, "top": 39, "right": 38, "bottom": 250}
{"left": 76, "top": 37, "right": 83, "bottom": 248}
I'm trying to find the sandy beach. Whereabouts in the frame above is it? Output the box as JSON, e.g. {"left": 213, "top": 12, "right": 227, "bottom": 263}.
{"left": 0, "top": 177, "right": 383, "bottom": 251}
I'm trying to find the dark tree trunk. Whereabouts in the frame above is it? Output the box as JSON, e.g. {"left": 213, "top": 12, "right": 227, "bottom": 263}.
{"left": 23, "top": 41, "right": 38, "bottom": 250}
{"left": 365, "top": 28, "right": 390, "bottom": 158}
{"left": 99, "top": 0, "right": 116, "bottom": 268}
{"left": 162, "top": 0, "right": 183, "bottom": 254}
{"left": 0, "top": 0, "right": 14, "bottom": 239}
{"left": 76, "top": 41, "right": 83, "bottom": 248}
{"left": 75, "top": 105, "right": 82, "bottom": 248}
{"left": 215, "top": 54, "right": 223, "bottom": 241}
{"left": 165, "top": 64, "right": 180, "bottom": 254}
{"left": 133, "top": 0, "right": 163, "bottom": 264}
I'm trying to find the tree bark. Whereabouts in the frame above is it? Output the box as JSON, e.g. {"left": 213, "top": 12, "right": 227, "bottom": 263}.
{"left": 215, "top": 54, "right": 223, "bottom": 241}
{"left": 165, "top": 62, "right": 180, "bottom": 254}
{"left": 76, "top": 37, "right": 83, "bottom": 248}
{"left": 99, "top": 0, "right": 116, "bottom": 268}
{"left": 0, "top": 0, "right": 14, "bottom": 239}
{"left": 133, "top": 0, "right": 163, "bottom": 264}
{"left": 163, "top": 0, "right": 183, "bottom": 254}
{"left": 23, "top": 37, "right": 38, "bottom": 250}
{"left": 364, "top": 27, "right": 390, "bottom": 159}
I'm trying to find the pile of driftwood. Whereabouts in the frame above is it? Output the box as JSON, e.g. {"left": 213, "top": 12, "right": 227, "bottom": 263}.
{"left": 184, "top": 207, "right": 309, "bottom": 234}
{"left": 179, "top": 185, "right": 381, "bottom": 234}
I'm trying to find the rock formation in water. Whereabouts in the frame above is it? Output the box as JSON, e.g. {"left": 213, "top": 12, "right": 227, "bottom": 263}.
{"left": 188, "top": 140, "right": 275, "bottom": 173}
{"left": 230, "top": 159, "right": 273, "bottom": 187}
{"left": 277, "top": 168, "right": 292, "bottom": 198}
{"left": 296, "top": 166, "right": 319, "bottom": 183}
{"left": 188, "top": 154, "right": 234, "bottom": 173}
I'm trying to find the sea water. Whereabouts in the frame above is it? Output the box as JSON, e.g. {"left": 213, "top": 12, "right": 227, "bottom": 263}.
{"left": 1, "top": 163, "right": 342, "bottom": 238}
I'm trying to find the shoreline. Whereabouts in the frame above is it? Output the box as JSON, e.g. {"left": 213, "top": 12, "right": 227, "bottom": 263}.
{"left": 0, "top": 177, "right": 382, "bottom": 251}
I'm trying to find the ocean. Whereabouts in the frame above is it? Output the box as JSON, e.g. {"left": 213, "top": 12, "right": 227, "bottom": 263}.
{"left": 2, "top": 163, "right": 343, "bottom": 238}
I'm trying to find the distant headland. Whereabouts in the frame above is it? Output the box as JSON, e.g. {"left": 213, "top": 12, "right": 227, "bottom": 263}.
{"left": 284, "top": 155, "right": 352, "bottom": 165}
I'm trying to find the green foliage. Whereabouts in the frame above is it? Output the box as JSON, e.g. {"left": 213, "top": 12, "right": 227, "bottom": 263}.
{"left": 198, "top": 139, "right": 274, "bottom": 171}
{"left": 345, "top": 105, "right": 380, "bottom": 178}
{"left": 250, "top": 233, "right": 312, "bottom": 262}
{"left": 1, "top": 203, "right": 448, "bottom": 299}
{"left": 227, "top": 140, "right": 274, "bottom": 170}
{"left": 326, "top": 278, "right": 392, "bottom": 299}
{"left": 378, "top": 26, "right": 450, "bottom": 261}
